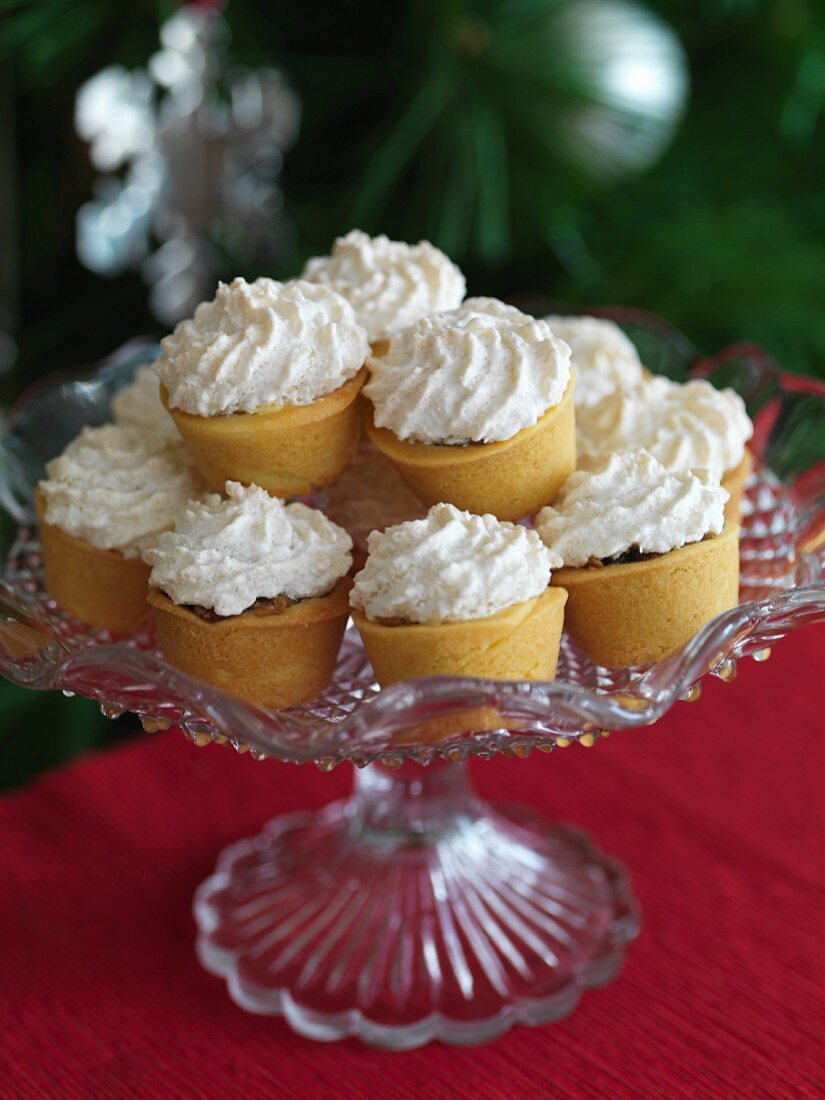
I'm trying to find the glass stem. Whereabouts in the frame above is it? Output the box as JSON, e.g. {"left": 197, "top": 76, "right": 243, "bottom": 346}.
{"left": 347, "top": 760, "right": 480, "bottom": 847}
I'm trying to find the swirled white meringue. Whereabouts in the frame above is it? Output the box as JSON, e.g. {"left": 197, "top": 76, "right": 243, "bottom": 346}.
{"left": 301, "top": 230, "right": 466, "bottom": 340}
{"left": 535, "top": 450, "right": 728, "bottom": 567}
{"left": 154, "top": 277, "right": 369, "bottom": 416}
{"left": 459, "top": 296, "right": 530, "bottom": 321}
{"left": 350, "top": 502, "right": 560, "bottom": 623}
{"left": 39, "top": 424, "right": 202, "bottom": 558}
{"left": 111, "top": 365, "right": 180, "bottom": 441}
{"left": 544, "top": 315, "right": 643, "bottom": 407}
{"left": 364, "top": 302, "right": 572, "bottom": 444}
{"left": 143, "top": 481, "right": 353, "bottom": 618}
{"left": 576, "top": 376, "right": 753, "bottom": 474}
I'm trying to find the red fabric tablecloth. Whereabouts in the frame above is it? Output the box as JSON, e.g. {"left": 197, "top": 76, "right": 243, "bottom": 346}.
{"left": 0, "top": 627, "right": 823, "bottom": 1100}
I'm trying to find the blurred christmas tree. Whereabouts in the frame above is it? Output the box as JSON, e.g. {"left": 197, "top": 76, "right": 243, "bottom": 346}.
{"left": 0, "top": 0, "right": 823, "bottom": 786}
{"left": 4, "top": 0, "right": 824, "bottom": 383}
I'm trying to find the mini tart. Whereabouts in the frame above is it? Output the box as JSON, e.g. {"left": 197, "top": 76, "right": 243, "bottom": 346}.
{"left": 551, "top": 522, "right": 740, "bottom": 668}
{"left": 721, "top": 448, "right": 753, "bottom": 522}
{"left": 34, "top": 486, "right": 151, "bottom": 634}
{"left": 147, "top": 577, "right": 352, "bottom": 708}
{"left": 161, "top": 367, "right": 367, "bottom": 497}
{"left": 364, "top": 379, "right": 575, "bottom": 522}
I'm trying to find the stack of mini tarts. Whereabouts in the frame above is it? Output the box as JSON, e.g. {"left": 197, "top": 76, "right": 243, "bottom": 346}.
{"left": 33, "top": 238, "right": 755, "bottom": 720}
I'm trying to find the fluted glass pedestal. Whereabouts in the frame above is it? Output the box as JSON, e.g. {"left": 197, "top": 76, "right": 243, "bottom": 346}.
{"left": 194, "top": 760, "right": 638, "bottom": 1049}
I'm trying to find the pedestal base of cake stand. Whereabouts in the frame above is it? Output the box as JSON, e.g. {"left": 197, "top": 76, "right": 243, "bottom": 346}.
{"left": 194, "top": 759, "right": 638, "bottom": 1050}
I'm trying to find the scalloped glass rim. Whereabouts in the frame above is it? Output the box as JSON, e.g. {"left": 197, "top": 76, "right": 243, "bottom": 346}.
{"left": 0, "top": 321, "right": 823, "bottom": 767}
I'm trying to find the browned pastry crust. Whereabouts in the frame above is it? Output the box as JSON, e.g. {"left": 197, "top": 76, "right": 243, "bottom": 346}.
{"left": 162, "top": 367, "right": 367, "bottom": 497}
{"left": 364, "top": 379, "right": 576, "bottom": 522}
{"left": 352, "top": 586, "right": 568, "bottom": 742}
{"left": 147, "top": 576, "right": 352, "bottom": 707}
{"left": 551, "top": 521, "right": 740, "bottom": 668}
{"left": 352, "top": 586, "right": 568, "bottom": 687}
{"left": 34, "top": 486, "right": 152, "bottom": 634}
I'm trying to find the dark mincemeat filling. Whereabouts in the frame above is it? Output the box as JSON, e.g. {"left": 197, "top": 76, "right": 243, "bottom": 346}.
{"left": 585, "top": 533, "right": 714, "bottom": 568}
{"left": 185, "top": 594, "right": 296, "bottom": 623}
{"left": 586, "top": 547, "right": 657, "bottom": 568}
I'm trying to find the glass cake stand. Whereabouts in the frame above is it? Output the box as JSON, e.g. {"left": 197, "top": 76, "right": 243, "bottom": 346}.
{"left": 0, "top": 319, "right": 823, "bottom": 1050}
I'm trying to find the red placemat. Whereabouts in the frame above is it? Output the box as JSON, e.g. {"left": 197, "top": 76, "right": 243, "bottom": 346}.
{"left": 0, "top": 627, "right": 823, "bottom": 1100}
